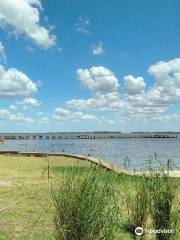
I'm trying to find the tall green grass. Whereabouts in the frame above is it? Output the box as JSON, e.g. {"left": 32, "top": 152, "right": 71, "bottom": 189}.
{"left": 146, "top": 160, "right": 179, "bottom": 240}
{"left": 121, "top": 156, "right": 179, "bottom": 240}
{"left": 122, "top": 176, "right": 149, "bottom": 239}
{"left": 52, "top": 157, "right": 179, "bottom": 240}
{"left": 52, "top": 165, "right": 120, "bottom": 240}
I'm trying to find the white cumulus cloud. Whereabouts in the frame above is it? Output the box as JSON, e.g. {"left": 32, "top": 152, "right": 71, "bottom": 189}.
{"left": 92, "top": 43, "right": 104, "bottom": 55}
{"left": 0, "top": 65, "right": 37, "bottom": 98}
{"left": 124, "top": 75, "right": 146, "bottom": 95}
{"left": 0, "top": 41, "right": 6, "bottom": 61}
{"left": 0, "top": 108, "right": 34, "bottom": 124}
{"left": 53, "top": 107, "right": 100, "bottom": 122}
{"left": 66, "top": 58, "right": 180, "bottom": 120}
{"left": 147, "top": 58, "right": 180, "bottom": 104}
{"left": 52, "top": 107, "right": 114, "bottom": 125}
{"left": 17, "top": 97, "right": 41, "bottom": 109}
{"left": 0, "top": 0, "right": 56, "bottom": 49}
{"left": 66, "top": 92, "right": 124, "bottom": 111}
{"left": 77, "top": 66, "right": 119, "bottom": 92}
{"left": 9, "top": 104, "right": 17, "bottom": 110}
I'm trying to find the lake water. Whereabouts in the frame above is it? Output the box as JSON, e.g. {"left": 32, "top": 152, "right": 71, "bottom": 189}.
{"left": 0, "top": 138, "right": 180, "bottom": 170}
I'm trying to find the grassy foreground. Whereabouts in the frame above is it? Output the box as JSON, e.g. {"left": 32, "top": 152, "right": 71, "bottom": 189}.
{"left": 0, "top": 155, "right": 180, "bottom": 239}
{"left": 0, "top": 155, "right": 89, "bottom": 239}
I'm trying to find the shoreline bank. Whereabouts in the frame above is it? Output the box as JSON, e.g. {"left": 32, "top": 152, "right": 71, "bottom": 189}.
{"left": 0, "top": 150, "right": 179, "bottom": 178}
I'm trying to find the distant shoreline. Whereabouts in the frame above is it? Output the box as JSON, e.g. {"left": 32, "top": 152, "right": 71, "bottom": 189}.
{"left": 0, "top": 131, "right": 180, "bottom": 134}
{"left": 0, "top": 132, "right": 179, "bottom": 140}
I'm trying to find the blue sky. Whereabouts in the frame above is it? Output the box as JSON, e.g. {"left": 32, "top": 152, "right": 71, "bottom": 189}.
{"left": 0, "top": 0, "right": 180, "bottom": 132}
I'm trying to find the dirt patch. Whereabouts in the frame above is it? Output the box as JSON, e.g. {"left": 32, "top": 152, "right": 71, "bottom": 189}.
{"left": 0, "top": 180, "right": 11, "bottom": 187}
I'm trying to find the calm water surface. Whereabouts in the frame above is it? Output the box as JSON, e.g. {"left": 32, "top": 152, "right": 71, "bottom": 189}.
{"left": 0, "top": 138, "right": 180, "bottom": 170}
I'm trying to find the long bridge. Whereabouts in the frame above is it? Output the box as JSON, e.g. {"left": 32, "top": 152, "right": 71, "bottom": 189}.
{"left": 0, "top": 132, "right": 178, "bottom": 140}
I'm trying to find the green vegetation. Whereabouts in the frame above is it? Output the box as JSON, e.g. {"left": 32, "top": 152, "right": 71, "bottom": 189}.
{"left": 120, "top": 158, "right": 180, "bottom": 240}
{"left": 53, "top": 166, "right": 120, "bottom": 240}
{"left": 146, "top": 162, "right": 179, "bottom": 240}
{"left": 121, "top": 176, "right": 149, "bottom": 239}
{"left": 0, "top": 155, "right": 179, "bottom": 239}
{"left": 0, "top": 155, "right": 89, "bottom": 239}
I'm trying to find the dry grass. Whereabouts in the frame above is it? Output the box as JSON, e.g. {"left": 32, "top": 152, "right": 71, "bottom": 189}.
{"left": 0, "top": 155, "right": 89, "bottom": 239}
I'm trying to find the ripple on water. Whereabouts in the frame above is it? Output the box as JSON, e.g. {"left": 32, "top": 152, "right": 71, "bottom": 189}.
{"left": 0, "top": 138, "right": 180, "bottom": 170}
